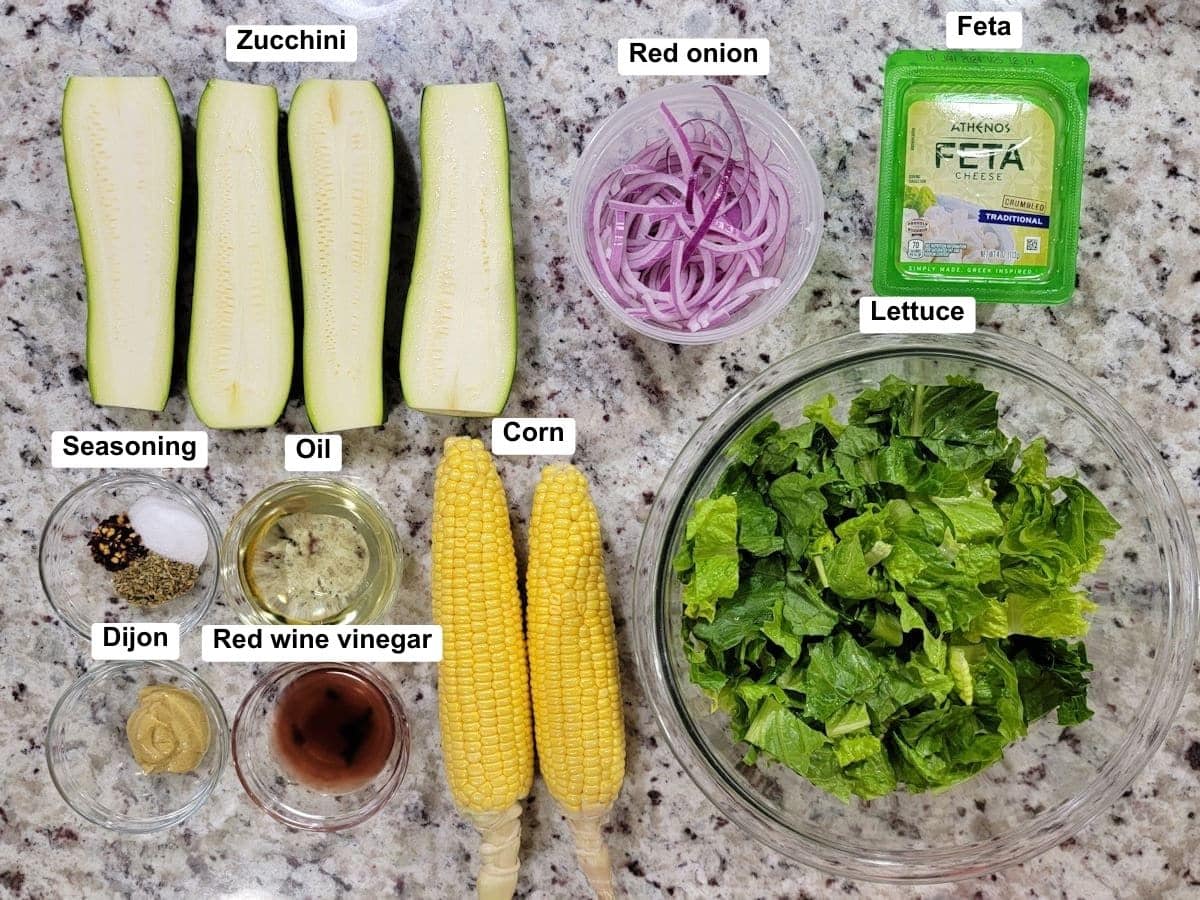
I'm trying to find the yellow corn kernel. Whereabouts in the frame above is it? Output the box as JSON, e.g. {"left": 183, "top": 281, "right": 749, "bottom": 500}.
{"left": 432, "top": 436, "right": 533, "bottom": 900}
{"left": 526, "top": 464, "right": 625, "bottom": 899}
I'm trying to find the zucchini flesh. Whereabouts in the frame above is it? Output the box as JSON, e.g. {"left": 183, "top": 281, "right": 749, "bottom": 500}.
{"left": 188, "top": 80, "right": 294, "bottom": 429}
{"left": 62, "top": 76, "right": 181, "bottom": 411}
{"left": 288, "top": 79, "right": 393, "bottom": 432}
{"left": 400, "top": 82, "right": 516, "bottom": 417}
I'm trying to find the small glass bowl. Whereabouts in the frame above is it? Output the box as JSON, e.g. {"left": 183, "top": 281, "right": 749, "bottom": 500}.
{"left": 634, "top": 332, "right": 1199, "bottom": 882}
{"left": 222, "top": 478, "right": 403, "bottom": 626}
{"left": 45, "top": 660, "right": 229, "bottom": 834}
{"left": 567, "top": 82, "right": 825, "bottom": 344}
{"left": 232, "top": 662, "right": 410, "bottom": 831}
{"left": 40, "top": 473, "right": 221, "bottom": 638}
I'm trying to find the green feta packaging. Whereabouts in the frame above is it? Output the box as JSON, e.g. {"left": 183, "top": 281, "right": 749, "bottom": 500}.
{"left": 872, "top": 50, "right": 1089, "bottom": 304}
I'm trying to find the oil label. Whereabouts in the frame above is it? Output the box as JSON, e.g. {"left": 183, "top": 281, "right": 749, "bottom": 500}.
{"left": 284, "top": 434, "right": 343, "bottom": 472}
{"left": 899, "top": 96, "right": 1055, "bottom": 275}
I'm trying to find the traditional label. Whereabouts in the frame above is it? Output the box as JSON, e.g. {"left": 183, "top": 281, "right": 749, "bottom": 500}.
{"left": 225, "top": 25, "right": 357, "bottom": 62}
{"left": 618, "top": 38, "right": 770, "bottom": 76}
{"left": 201, "top": 625, "right": 443, "bottom": 662}
{"left": 491, "top": 418, "right": 576, "bottom": 456}
{"left": 284, "top": 434, "right": 343, "bottom": 472}
{"left": 859, "top": 296, "right": 975, "bottom": 334}
{"left": 898, "top": 95, "right": 1055, "bottom": 276}
{"left": 91, "top": 623, "right": 180, "bottom": 661}
{"left": 52, "top": 431, "right": 208, "bottom": 468}
{"left": 945, "top": 13, "right": 1023, "bottom": 49}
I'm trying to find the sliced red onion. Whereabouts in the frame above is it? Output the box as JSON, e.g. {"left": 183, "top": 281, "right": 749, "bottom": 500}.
{"left": 585, "top": 85, "right": 791, "bottom": 335}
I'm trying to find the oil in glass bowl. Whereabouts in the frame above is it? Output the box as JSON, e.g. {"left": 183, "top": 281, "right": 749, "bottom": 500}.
{"left": 223, "top": 479, "right": 402, "bottom": 626}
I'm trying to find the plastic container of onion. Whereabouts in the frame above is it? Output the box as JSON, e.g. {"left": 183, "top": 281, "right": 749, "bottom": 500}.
{"left": 567, "top": 83, "right": 824, "bottom": 344}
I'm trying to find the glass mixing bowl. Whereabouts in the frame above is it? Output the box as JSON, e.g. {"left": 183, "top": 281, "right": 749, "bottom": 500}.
{"left": 45, "top": 660, "right": 229, "bottom": 833}
{"left": 633, "top": 332, "right": 1198, "bottom": 882}
{"left": 232, "top": 662, "right": 410, "bottom": 831}
{"left": 40, "top": 473, "right": 221, "bottom": 638}
{"left": 567, "top": 83, "right": 824, "bottom": 344}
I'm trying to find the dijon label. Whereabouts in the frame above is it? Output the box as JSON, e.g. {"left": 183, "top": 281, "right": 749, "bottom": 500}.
{"left": 899, "top": 96, "right": 1054, "bottom": 275}
{"left": 91, "top": 623, "right": 180, "bottom": 660}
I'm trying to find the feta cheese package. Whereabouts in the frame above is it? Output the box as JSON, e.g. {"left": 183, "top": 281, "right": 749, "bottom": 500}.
{"left": 872, "top": 50, "right": 1089, "bottom": 304}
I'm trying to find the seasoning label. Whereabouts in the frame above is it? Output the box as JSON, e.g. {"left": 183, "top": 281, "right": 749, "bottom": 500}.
{"left": 91, "top": 623, "right": 180, "bottom": 660}
{"left": 899, "top": 96, "right": 1055, "bottom": 275}
{"left": 202, "top": 624, "right": 443, "bottom": 662}
{"left": 51, "top": 430, "right": 208, "bottom": 468}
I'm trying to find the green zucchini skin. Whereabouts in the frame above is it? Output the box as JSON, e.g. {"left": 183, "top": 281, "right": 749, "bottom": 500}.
{"left": 187, "top": 79, "right": 294, "bottom": 429}
{"left": 62, "top": 76, "right": 182, "bottom": 411}
{"left": 399, "top": 82, "right": 517, "bottom": 417}
{"left": 288, "top": 79, "right": 394, "bottom": 433}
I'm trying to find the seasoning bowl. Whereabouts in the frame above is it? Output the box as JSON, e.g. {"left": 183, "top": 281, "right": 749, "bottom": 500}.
{"left": 222, "top": 478, "right": 403, "bottom": 626}
{"left": 633, "top": 332, "right": 1198, "bottom": 882}
{"left": 45, "top": 660, "right": 229, "bottom": 834}
{"left": 40, "top": 473, "right": 221, "bottom": 638}
{"left": 232, "top": 662, "right": 410, "bottom": 831}
{"left": 567, "top": 82, "right": 824, "bottom": 344}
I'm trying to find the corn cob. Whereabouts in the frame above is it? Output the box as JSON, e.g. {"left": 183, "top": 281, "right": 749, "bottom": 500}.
{"left": 432, "top": 437, "right": 534, "bottom": 900}
{"left": 526, "top": 464, "right": 625, "bottom": 899}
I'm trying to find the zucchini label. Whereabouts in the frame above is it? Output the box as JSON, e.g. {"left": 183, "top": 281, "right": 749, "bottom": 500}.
{"left": 225, "top": 25, "right": 356, "bottom": 62}
{"left": 491, "top": 418, "right": 576, "bottom": 456}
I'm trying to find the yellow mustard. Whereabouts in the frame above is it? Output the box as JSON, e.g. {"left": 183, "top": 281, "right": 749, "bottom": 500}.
{"left": 126, "top": 685, "right": 211, "bottom": 774}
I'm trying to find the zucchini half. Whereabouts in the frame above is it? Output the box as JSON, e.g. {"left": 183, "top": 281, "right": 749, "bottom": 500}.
{"left": 187, "top": 80, "right": 294, "bottom": 429}
{"left": 400, "top": 82, "right": 517, "bottom": 417}
{"left": 62, "top": 76, "right": 182, "bottom": 411}
{"left": 288, "top": 79, "right": 393, "bottom": 432}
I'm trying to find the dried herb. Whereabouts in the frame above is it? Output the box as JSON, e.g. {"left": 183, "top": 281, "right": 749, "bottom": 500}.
{"left": 113, "top": 552, "right": 199, "bottom": 607}
{"left": 88, "top": 513, "right": 148, "bottom": 572}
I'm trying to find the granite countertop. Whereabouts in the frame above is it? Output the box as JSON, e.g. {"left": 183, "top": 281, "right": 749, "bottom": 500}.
{"left": 1, "top": 0, "right": 1197, "bottom": 897}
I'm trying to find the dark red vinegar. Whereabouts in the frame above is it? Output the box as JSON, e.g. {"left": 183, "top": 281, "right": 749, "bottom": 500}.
{"left": 272, "top": 667, "right": 396, "bottom": 794}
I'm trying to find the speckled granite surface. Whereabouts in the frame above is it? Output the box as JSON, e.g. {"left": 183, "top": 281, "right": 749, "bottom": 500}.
{"left": 1, "top": 0, "right": 1197, "bottom": 897}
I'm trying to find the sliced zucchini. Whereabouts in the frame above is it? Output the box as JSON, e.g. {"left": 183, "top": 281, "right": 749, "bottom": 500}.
{"left": 399, "top": 82, "right": 517, "bottom": 417}
{"left": 288, "top": 79, "right": 393, "bottom": 432}
{"left": 62, "top": 76, "right": 181, "bottom": 411}
{"left": 188, "top": 80, "right": 294, "bottom": 429}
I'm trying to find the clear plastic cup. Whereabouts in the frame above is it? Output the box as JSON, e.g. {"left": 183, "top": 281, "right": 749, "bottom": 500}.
{"left": 567, "top": 83, "right": 824, "bottom": 344}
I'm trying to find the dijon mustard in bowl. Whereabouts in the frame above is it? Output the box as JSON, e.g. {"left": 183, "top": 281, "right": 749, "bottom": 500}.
{"left": 45, "top": 660, "right": 229, "bottom": 834}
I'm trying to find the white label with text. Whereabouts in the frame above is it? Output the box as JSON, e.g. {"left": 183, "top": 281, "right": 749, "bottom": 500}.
{"left": 225, "top": 25, "right": 357, "bottom": 62}
{"left": 859, "top": 296, "right": 976, "bottom": 334}
{"left": 945, "top": 12, "right": 1022, "bottom": 48}
{"left": 284, "top": 434, "right": 343, "bottom": 472}
{"left": 618, "top": 38, "right": 770, "bottom": 76}
{"left": 92, "top": 623, "right": 180, "bottom": 661}
{"left": 202, "top": 625, "right": 443, "bottom": 662}
{"left": 491, "top": 418, "right": 576, "bottom": 456}
{"left": 52, "top": 431, "right": 208, "bottom": 468}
